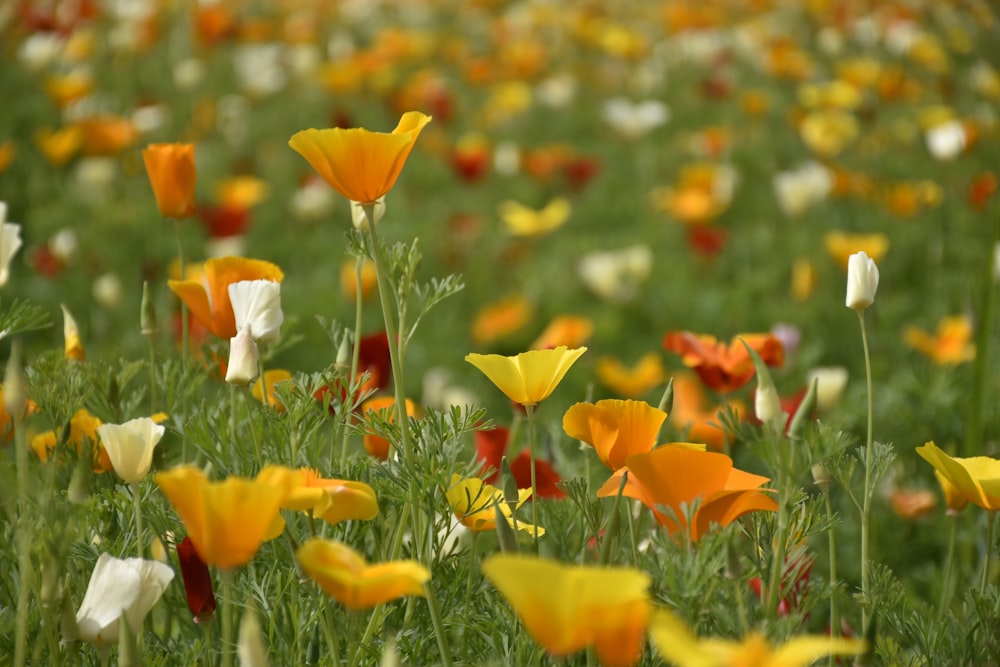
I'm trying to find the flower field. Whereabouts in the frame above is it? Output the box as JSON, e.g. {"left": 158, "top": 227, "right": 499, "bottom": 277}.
{"left": 2, "top": 0, "right": 1000, "bottom": 665}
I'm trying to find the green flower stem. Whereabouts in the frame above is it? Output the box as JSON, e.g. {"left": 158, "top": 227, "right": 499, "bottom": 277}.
{"left": 321, "top": 603, "right": 340, "bottom": 666}
{"left": 241, "top": 389, "right": 262, "bottom": 466}
{"left": 363, "top": 206, "right": 412, "bottom": 463}
{"left": 221, "top": 570, "right": 234, "bottom": 667}
{"left": 174, "top": 223, "right": 188, "bottom": 359}
{"left": 339, "top": 251, "right": 366, "bottom": 466}
{"left": 524, "top": 404, "right": 541, "bottom": 553}
{"left": 258, "top": 355, "right": 268, "bottom": 408}
{"left": 937, "top": 513, "right": 958, "bottom": 619}
{"left": 422, "top": 583, "right": 453, "bottom": 667}
{"left": 981, "top": 511, "right": 997, "bottom": 595}
{"left": 765, "top": 490, "right": 789, "bottom": 621}
{"left": 147, "top": 335, "right": 157, "bottom": 415}
{"left": 13, "top": 406, "right": 31, "bottom": 667}
{"left": 825, "top": 487, "right": 840, "bottom": 666}
{"left": 201, "top": 619, "right": 212, "bottom": 667}
{"left": 599, "top": 471, "right": 628, "bottom": 566}
{"left": 131, "top": 482, "right": 145, "bottom": 558}
{"left": 858, "top": 310, "right": 874, "bottom": 630}
{"left": 964, "top": 213, "right": 999, "bottom": 458}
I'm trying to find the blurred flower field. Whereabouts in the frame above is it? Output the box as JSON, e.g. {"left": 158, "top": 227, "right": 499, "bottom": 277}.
{"left": 2, "top": 0, "right": 1000, "bottom": 665}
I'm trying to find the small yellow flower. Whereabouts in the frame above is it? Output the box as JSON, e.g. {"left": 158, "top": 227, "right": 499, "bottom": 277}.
{"left": 903, "top": 315, "right": 975, "bottom": 365}
{"left": 916, "top": 441, "right": 1000, "bottom": 511}
{"left": 445, "top": 474, "right": 541, "bottom": 535}
{"left": 251, "top": 370, "right": 294, "bottom": 411}
{"left": 466, "top": 346, "right": 586, "bottom": 406}
{"left": 256, "top": 466, "right": 378, "bottom": 525}
{"left": 498, "top": 197, "right": 571, "bottom": 237}
{"left": 594, "top": 353, "right": 665, "bottom": 399}
{"left": 296, "top": 538, "right": 429, "bottom": 610}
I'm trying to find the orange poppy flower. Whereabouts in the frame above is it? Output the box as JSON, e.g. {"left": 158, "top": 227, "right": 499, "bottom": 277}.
{"left": 142, "top": 143, "right": 197, "bottom": 219}
{"left": 903, "top": 315, "right": 975, "bottom": 365}
{"left": 663, "top": 331, "right": 784, "bottom": 394}
{"left": 600, "top": 445, "right": 777, "bottom": 542}
{"left": 256, "top": 466, "right": 378, "bottom": 525}
{"left": 79, "top": 116, "right": 137, "bottom": 155}
{"left": 339, "top": 258, "right": 377, "bottom": 302}
{"left": 563, "top": 399, "right": 666, "bottom": 471}
{"left": 168, "top": 256, "right": 284, "bottom": 339}
{"left": 669, "top": 373, "right": 745, "bottom": 450}
{"left": 471, "top": 294, "right": 533, "bottom": 346}
{"left": 482, "top": 554, "right": 650, "bottom": 667}
{"left": 531, "top": 315, "right": 593, "bottom": 350}
{"left": 155, "top": 465, "right": 287, "bottom": 569}
{"left": 296, "top": 538, "right": 430, "bottom": 610}
{"left": 360, "top": 396, "right": 418, "bottom": 460}
{"left": 31, "top": 407, "right": 111, "bottom": 473}
{"left": 288, "top": 111, "right": 431, "bottom": 205}
{"left": 890, "top": 488, "right": 937, "bottom": 519}
{"left": 595, "top": 353, "right": 666, "bottom": 399}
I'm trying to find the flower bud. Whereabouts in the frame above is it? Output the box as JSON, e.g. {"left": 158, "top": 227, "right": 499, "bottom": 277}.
{"left": 238, "top": 610, "right": 270, "bottom": 667}
{"left": 806, "top": 366, "right": 849, "bottom": 413}
{"left": 140, "top": 281, "right": 157, "bottom": 335}
{"left": 812, "top": 463, "right": 832, "bottom": 490}
{"left": 846, "top": 251, "right": 879, "bottom": 311}
{"left": 225, "top": 328, "right": 259, "bottom": 385}
{"left": 351, "top": 198, "right": 385, "bottom": 229}
{"left": 62, "top": 304, "right": 85, "bottom": 361}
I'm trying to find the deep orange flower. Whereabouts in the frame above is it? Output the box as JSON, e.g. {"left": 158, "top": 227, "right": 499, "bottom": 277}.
{"left": 79, "top": 116, "right": 138, "bottom": 155}
{"left": 903, "top": 315, "right": 976, "bottom": 365}
{"left": 600, "top": 445, "right": 777, "bottom": 541}
{"left": 663, "top": 331, "right": 784, "bottom": 394}
{"left": 531, "top": 315, "right": 593, "bottom": 350}
{"left": 167, "top": 256, "right": 284, "bottom": 339}
{"left": 142, "top": 143, "right": 197, "bottom": 218}
{"left": 471, "top": 295, "right": 533, "bottom": 346}
{"left": 563, "top": 399, "right": 666, "bottom": 471}
{"left": 288, "top": 112, "right": 431, "bottom": 205}
{"left": 890, "top": 488, "right": 937, "bottom": 519}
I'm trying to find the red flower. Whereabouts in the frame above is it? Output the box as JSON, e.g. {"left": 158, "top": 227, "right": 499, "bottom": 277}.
{"left": 198, "top": 203, "right": 250, "bottom": 239}
{"left": 177, "top": 536, "right": 217, "bottom": 623}
{"left": 474, "top": 424, "right": 565, "bottom": 499}
{"left": 686, "top": 227, "right": 728, "bottom": 259}
{"left": 476, "top": 425, "right": 510, "bottom": 483}
{"left": 663, "top": 331, "right": 784, "bottom": 394}
{"left": 563, "top": 156, "right": 601, "bottom": 192}
{"left": 749, "top": 553, "right": 813, "bottom": 616}
{"left": 313, "top": 331, "right": 393, "bottom": 414}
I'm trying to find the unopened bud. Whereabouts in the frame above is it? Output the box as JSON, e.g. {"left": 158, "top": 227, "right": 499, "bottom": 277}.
{"left": 140, "top": 281, "right": 157, "bottom": 335}
{"left": 3, "top": 339, "right": 27, "bottom": 416}
{"left": 238, "top": 610, "right": 270, "bottom": 667}
{"left": 657, "top": 377, "right": 674, "bottom": 415}
{"left": 225, "top": 328, "right": 259, "bottom": 385}
{"left": 812, "top": 463, "right": 832, "bottom": 490}
{"left": 493, "top": 496, "right": 519, "bottom": 554}
{"left": 351, "top": 198, "right": 385, "bottom": 229}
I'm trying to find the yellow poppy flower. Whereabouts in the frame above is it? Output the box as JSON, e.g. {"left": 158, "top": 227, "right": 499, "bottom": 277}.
{"left": 934, "top": 471, "right": 969, "bottom": 514}
{"left": 155, "top": 465, "right": 287, "bottom": 569}
{"left": 142, "top": 143, "right": 197, "bottom": 219}
{"left": 215, "top": 175, "right": 269, "bottom": 209}
{"left": 168, "top": 256, "right": 284, "bottom": 339}
{"left": 498, "top": 197, "right": 571, "bottom": 237}
{"left": 296, "top": 538, "right": 429, "bottom": 610}
{"left": 482, "top": 554, "right": 650, "bottom": 667}
{"left": 251, "top": 370, "right": 294, "bottom": 412}
{"left": 798, "top": 109, "right": 858, "bottom": 158}
{"left": 563, "top": 399, "right": 666, "bottom": 471}
{"left": 594, "top": 353, "right": 665, "bottom": 399}
{"left": 256, "top": 466, "right": 379, "bottom": 525}
{"left": 465, "top": 346, "right": 586, "bottom": 406}
{"left": 445, "top": 474, "right": 542, "bottom": 535}
{"left": 35, "top": 126, "right": 84, "bottom": 167}
{"left": 288, "top": 111, "right": 431, "bottom": 205}
{"left": 601, "top": 445, "right": 775, "bottom": 542}
{"left": 31, "top": 407, "right": 111, "bottom": 473}
{"left": 916, "top": 441, "right": 1000, "bottom": 511}
{"left": 903, "top": 315, "right": 975, "bottom": 365}
{"left": 648, "top": 608, "right": 866, "bottom": 667}
{"left": 62, "top": 304, "right": 85, "bottom": 361}
{"left": 823, "top": 231, "right": 889, "bottom": 271}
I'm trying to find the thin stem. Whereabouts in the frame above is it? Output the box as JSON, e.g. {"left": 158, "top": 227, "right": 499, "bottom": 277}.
{"left": 965, "top": 213, "right": 998, "bottom": 458}
{"left": 858, "top": 310, "right": 874, "bottom": 630}
{"left": 241, "top": 389, "right": 262, "bottom": 466}
{"left": 339, "top": 252, "right": 366, "bottom": 467}
{"left": 221, "top": 570, "right": 234, "bottom": 667}
{"left": 599, "top": 472, "right": 628, "bottom": 566}
{"left": 937, "top": 513, "right": 958, "bottom": 619}
{"left": 524, "top": 404, "right": 540, "bottom": 553}
{"left": 825, "top": 488, "right": 840, "bottom": 666}
{"left": 174, "top": 223, "right": 188, "bottom": 358}
{"left": 13, "top": 404, "right": 31, "bottom": 667}
{"left": 765, "top": 493, "right": 788, "bottom": 622}
{"left": 981, "top": 511, "right": 997, "bottom": 595}
{"left": 147, "top": 335, "right": 157, "bottom": 415}
{"left": 132, "top": 482, "right": 145, "bottom": 558}
{"left": 201, "top": 619, "right": 213, "bottom": 667}
{"left": 422, "top": 584, "right": 453, "bottom": 667}
{"left": 321, "top": 603, "right": 340, "bottom": 666}
{"left": 258, "top": 355, "right": 268, "bottom": 407}
{"left": 363, "top": 208, "right": 412, "bottom": 462}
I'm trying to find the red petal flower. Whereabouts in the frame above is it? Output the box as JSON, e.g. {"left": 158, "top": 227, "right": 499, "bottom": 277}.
{"left": 177, "top": 536, "right": 217, "bottom": 623}
{"left": 475, "top": 425, "right": 509, "bottom": 483}
{"left": 510, "top": 449, "right": 566, "bottom": 499}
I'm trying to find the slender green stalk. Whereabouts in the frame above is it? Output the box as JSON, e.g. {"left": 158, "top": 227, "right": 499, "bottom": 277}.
{"left": 221, "top": 570, "right": 235, "bottom": 667}
{"left": 363, "top": 206, "right": 412, "bottom": 462}
{"left": 131, "top": 482, "right": 145, "bottom": 558}
{"left": 825, "top": 488, "right": 840, "bottom": 666}
{"left": 524, "top": 404, "right": 541, "bottom": 553}
{"left": 765, "top": 491, "right": 789, "bottom": 622}
{"left": 241, "top": 389, "right": 262, "bottom": 465}
{"left": 321, "top": 603, "right": 340, "bottom": 666}
{"left": 258, "top": 355, "right": 269, "bottom": 407}
{"left": 422, "top": 583, "right": 453, "bottom": 667}
{"left": 981, "top": 511, "right": 997, "bottom": 595}
{"left": 599, "top": 472, "right": 628, "bottom": 566}
{"left": 13, "top": 407, "right": 31, "bottom": 667}
{"left": 202, "top": 619, "right": 213, "bottom": 667}
{"left": 858, "top": 311, "right": 875, "bottom": 630}
{"left": 339, "top": 252, "right": 366, "bottom": 466}
{"left": 937, "top": 513, "right": 958, "bottom": 619}
{"left": 174, "top": 224, "right": 188, "bottom": 358}
{"left": 965, "top": 214, "right": 999, "bottom": 458}
{"left": 147, "top": 336, "right": 157, "bottom": 415}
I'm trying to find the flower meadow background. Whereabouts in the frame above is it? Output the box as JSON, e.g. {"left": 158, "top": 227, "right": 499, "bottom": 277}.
{"left": 2, "top": 0, "right": 1000, "bottom": 665}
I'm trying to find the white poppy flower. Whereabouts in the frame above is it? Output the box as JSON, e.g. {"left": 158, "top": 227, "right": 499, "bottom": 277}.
{"left": 75, "top": 553, "right": 174, "bottom": 647}
{"left": 0, "top": 202, "right": 23, "bottom": 287}
{"left": 96, "top": 418, "right": 165, "bottom": 484}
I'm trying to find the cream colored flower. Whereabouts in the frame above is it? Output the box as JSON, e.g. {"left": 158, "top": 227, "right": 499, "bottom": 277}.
{"left": 96, "top": 417, "right": 165, "bottom": 484}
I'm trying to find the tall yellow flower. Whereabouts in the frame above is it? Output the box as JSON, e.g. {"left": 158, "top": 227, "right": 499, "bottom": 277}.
{"left": 142, "top": 143, "right": 197, "bottom": 219}
{"left": 288, "top": 111, "right": 431, "bottom": 205}
{"left": 296, "top": 538, "right": 429, "bottom": 610}
{"left": 482, "top": 554, "right": 650, "bottom": 667}
{"left": 465, "top": 346, "right": 586, "bottom": 406}
{"left": 167, "top": 256, "right": 284, "bottom": 339}
{"left": 649, "top": 608, "right": 866, "bottom": 667}
{"left": 563, "top": 399, "right": 666, "bottom": 471}
{"left": 155, "top": 465, "right": 286, "bottom": 569}
{"left": 916, "top": 441, "right": 1000, "bottom": 511}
